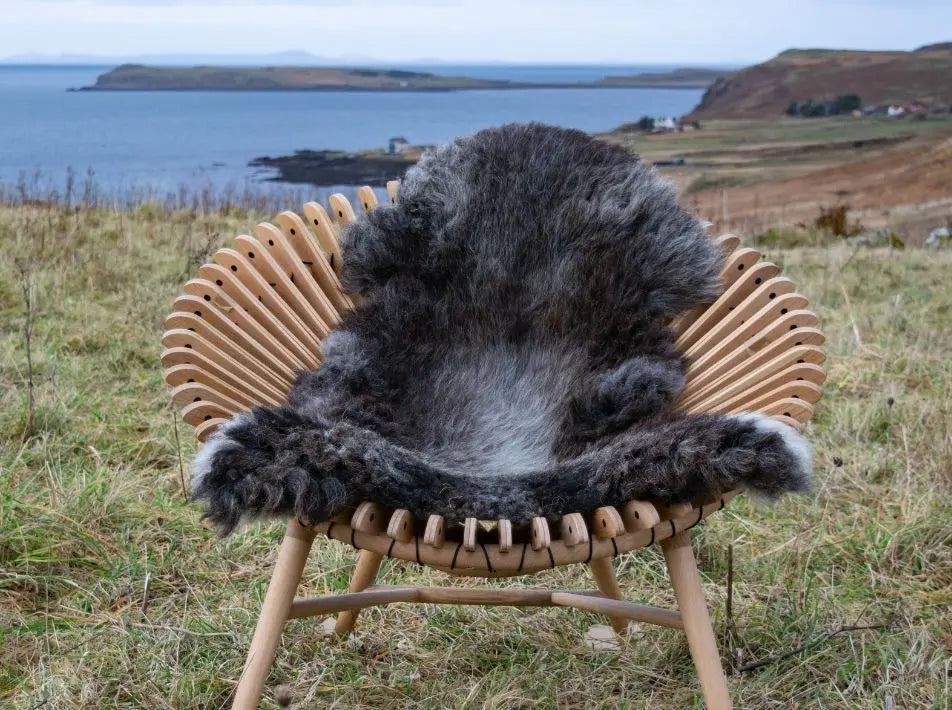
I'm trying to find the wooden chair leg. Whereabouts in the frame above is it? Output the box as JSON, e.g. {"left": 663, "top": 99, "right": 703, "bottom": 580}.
{"left": 588, "top": 557, "right": 629, "bottom": 634}
{"left": 334, "top": 549, "right": 384, "bottom": 633}
{"left": 232, "top": 519, "right": 315, "bottom": 710}
{"left": 662, "top": 530, "right": 732, "bottom": 710}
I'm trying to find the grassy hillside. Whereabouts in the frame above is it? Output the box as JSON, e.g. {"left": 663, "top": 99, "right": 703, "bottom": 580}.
{"left": 1, "top": 200, "right": 951, "bottom": 708}
{"left": 688, "top": 45, "right": 952, "bottom": 119}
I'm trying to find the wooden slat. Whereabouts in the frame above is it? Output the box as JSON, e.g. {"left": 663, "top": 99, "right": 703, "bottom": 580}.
{"left": 253, "top": 223, "right": 341, "bottom": 328}
{"left": 302, "top": 201, "right": 344, "bottom": 275}
{"left": 194, "top": 417, "right": 226, "bottom": 442}
{"left": 386, "top": 180, "right": 400, "bottom": 204}
{"left": 274, "top": 211, "right": 353, "bottom": 312}
{"left": 463, "top": 518, "right": 478, "bottom": 552}
{"left": 328, "top": 193, "right": 358, "bottom": 226}
{"left": 169, "top": 381, "right": 245, "bottom": 415}
{"left": 682, "top": 327, "right": 825, "bottom": 401}
{"left": 622, "top": 501, "right": 660, "bottom": 531}
{"left": 172, "top": 294, "right": 298, "bottom": 385}
{"left": 183, "top": 276, "right": 309, "bottom": 374}
{"left": 734, "top": 381, "right": 824, "bottom": 417}
{"left": 160, "top": 347, "right": 283, "bottom": 408}
{"left": 387, "top": 509, "right": 414, "bottom": 542}
{"left": 164, "top": 363, "right": 263, "bottom": 410}
{"left": 357, "top": 186, "right": 379, "bottom": 213}
{"left": 592, "top": 507, "right": 625, "bottom": 539}
{"left": 161, "top": 330, "right": 286, "bottom": 404}
{"left": 530, "top": 517, "right": 551, "bottom": 550}
{"left": 351, "top": 502, "right": 386, "bottom": 534}
{"left": 759, "top": 397, "right": 814, "bottom": 423}
{"left": 181, "top": 399, "right": 231, "bottom": 428}
{"left": 688, "top": 362, "right": 826, "bottom": 414}
{"left": 164, "top": 311, "right": 291, "bottom": 393}
{"left": 720, "top": 247, "right": 762, "bottom": 289}
{"left": 233, "top": 234, "right": 331, "bottom": 340}
{"left": 497, "top": 519, "right": 512, "bottom": 553}
{"left": 559, "top": 513, "right": 588, "bottom": 547}
{"left": 210, "top": 249, "right": 325, "bottom": 360}
{"left": 423, "top": 515, "right": 446, "bottom": 548}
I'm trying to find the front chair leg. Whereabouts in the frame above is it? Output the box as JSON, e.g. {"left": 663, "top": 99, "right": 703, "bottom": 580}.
{"left": 232, "top": 519, "right": 316, "bottom": 710}
{"left": 662, "top": 529, "right": 732, "bottom": 710}
{"left": 334, "top": 549, "right": 384, "bottom": 633}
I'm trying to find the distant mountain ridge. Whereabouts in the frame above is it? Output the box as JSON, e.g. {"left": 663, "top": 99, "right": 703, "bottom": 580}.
{"left": 688, "top": 44, "right": 952, "bottom": 119}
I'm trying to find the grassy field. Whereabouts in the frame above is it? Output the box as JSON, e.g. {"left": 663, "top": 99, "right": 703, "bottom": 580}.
{"left": 1, "top": 201, "right": 951, "bottom": 708}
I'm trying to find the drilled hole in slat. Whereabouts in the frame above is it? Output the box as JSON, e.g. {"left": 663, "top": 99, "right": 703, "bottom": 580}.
{"left": 203, "top": 295, "right": 211, "bottom": 302}
{"left": 193, "top": 396, "right": 200, "bottom": 402}
{"left": 184, "top": 343, "right": 192, "bottom": 349}
{"left": 268, "top": 239, "right": 274, "bottom": 246}
{"left": 204, "top": 415, "right": 211, "bottom": 421}
{"left": 790, "top": 324, "right": 798, "bottom": 330}
{"left": 338, "top": 210, "right": 343, "bottom": 218}
{"left": 187, "top": 378, "right": 195, "bottom": 383}
{"left": 769, "top": 292, "right": 776, "bottom": 299}
{"left": 230, "top": 265, "right": 237, "bottom": 272}
{"left": 290, "top": 228, "right": 296, "bottom": 235}
{"left": 781, "top": 308, "right": 788, "bottom": 314}
{"left": 755, "top": 277, "right": 762, "bottom": 284}
{"left": 215, "top": 279, "right": 223, "bottom": 286}
{"left": 194, "top": 311, "right": 201, "bottom": 316}
{"left": 247, "top": 251, "right": 255, "bottom": 259}
{"left": 737, "top": 263, "right": 745, "bottom": 270}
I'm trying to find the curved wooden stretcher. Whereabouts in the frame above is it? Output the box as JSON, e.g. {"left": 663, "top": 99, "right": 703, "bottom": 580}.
{"left": 162, "top": 181, "right": 825, "bottom": 709}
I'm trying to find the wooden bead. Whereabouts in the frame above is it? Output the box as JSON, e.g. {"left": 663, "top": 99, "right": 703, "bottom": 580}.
{"left": 559, "top": 513, "right": 589, "bottom": 547}
{"left": 530, "top": 517, "right": 551, "bottom": 550}
{"left": 622, "top": 500, "right": 661, "bottom": 531}
{"left": 387, "top": 509, "right": 414, "bottom": 542}
{"left": 423, "top": 514, "right": 445, "bottom": 548}
{"left": 592, "top": 506, "right": 625, "bottom": 539}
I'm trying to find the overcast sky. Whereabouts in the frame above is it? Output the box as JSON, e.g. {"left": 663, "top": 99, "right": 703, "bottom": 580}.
{"left": 1, "top": 0, "right": 949, "bottom": 64}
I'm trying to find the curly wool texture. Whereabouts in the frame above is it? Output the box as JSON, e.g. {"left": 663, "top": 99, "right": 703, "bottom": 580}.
{"left": 192, "top": 123, "right": 812, "bottom": 534}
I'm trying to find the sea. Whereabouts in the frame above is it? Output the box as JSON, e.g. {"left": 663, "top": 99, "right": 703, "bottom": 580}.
{"left": 0, "top": 64, "right": 706, "bottom": 200}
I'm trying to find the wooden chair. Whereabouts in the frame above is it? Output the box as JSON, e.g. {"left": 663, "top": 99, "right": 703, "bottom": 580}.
{"left": 162, "top": 181, "right": 824, "bottom": 709}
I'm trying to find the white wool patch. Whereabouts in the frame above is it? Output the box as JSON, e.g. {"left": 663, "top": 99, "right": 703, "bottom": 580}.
{"left": 731, "top": 412, "right": 813, "bottom": 478}
{"left": 190, "top": 413, "right": 252, "bottom": 495}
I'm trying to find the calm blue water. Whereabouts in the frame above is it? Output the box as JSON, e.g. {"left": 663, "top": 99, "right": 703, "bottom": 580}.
{"left": 0, "top": 64, "right": 705, "bottom": 195}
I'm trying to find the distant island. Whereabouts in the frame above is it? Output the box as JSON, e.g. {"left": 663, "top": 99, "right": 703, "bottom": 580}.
{"left": 78, "top": 64, "right": 724, "bottom": 91}
{"left": 688, "top": 44, "right": 952, "bottom": 119}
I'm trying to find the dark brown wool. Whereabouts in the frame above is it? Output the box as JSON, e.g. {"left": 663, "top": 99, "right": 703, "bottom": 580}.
{"left": 192, "top": 123, "right": 811, "bottom": 535}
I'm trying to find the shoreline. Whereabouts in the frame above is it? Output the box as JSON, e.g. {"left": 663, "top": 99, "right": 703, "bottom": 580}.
{"left": 74, "top": 82, "right": 712, "bottom": 93}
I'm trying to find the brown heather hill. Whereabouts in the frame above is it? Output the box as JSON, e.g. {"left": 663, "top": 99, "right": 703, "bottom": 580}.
{"left": 688, "top": 44, "right": 952, "bottom": 119}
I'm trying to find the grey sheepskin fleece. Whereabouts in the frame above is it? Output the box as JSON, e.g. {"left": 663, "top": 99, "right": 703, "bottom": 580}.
{"left": 192, "top": 123, "right": 812, "bottom": 535}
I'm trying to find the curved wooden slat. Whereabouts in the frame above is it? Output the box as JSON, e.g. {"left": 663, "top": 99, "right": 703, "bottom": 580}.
{"left": 423, "top": 515, "right": 446, "bottom": 548}
{"left": 160, "top": 347, "right": 283, "bottom": 407}
{"left": 172, "top": 294, "right": 298, "bottom": 386}
{"left": 274, "top": 211, "right": 353, "bottom": 312}
{"left": 351, "top": 502, "right": 386, "bottom": 534}
{"left": 161, "top": 330, "right": 286, "bottom": 404}
{"left": 170, "top": 381, "right": 245, "bottom": 415}
{"left": 183, "top": 276, "right": 309, "bottom": 374}
{"left": 737, "top": 382, "right": 824, "bottom": 417}
{"left": 232, "top": 235, "right": 331, "bottom": 340}
{"left": 759, "top": 397, "right": 814, "bottom": 422}
{"left": 164, "top": 311, "right": 291, "bottom": 393}
{"left": 181, "top": 399, "right": 232, "bottom": 428}
{"left": 387, "top": 509, "right": 414, "bottom": 543}
{"left": 497, "top": 519, "right": 512, "bottom": 553}
{"left": 386, "top": 180, "right": 400, "bottom": 204}
{"left": 720, "top": 247, "right": 762, "bottom": 289}
{"left": 194, "top": 417, "right": 227, "bottom": 442}
{"left": 530, "top": 517, "right": 551, "bottom": 551}
{"left": 328, "top": 193, "right": 358, "bottom": 226}
{"left": 463, "top": 518, "right": 478, "bottom": 552}
{"left": 253, "top": 223, "right": 341, "bottom": 328}
{"left": 357, "top": 186, "right": 379, "bottom": 213}
{"left": 682, "top": 326, "right": 825, "bottom": 400}
{"left": 559, "top": 513, "right": 589, "bottom": 547}
{"left": 302, "top": 201, "right": 344, "bottom": 275}
{"left": 592, "top": 507, "right": 625, "bottom": 539}
{"left": 622, "top": 501, "right": 660, "bottom": 531}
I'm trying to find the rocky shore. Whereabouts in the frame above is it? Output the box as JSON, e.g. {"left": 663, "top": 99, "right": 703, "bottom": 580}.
{"left": 250, "top": 150, "right": 415, "bottom": 187}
